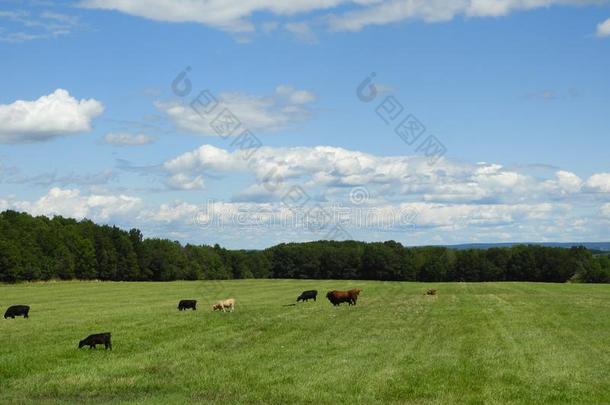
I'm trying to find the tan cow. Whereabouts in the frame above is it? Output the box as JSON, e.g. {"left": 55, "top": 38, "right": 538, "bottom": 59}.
{"left": 212, "top": 298, "right": 235, "bottom": 312}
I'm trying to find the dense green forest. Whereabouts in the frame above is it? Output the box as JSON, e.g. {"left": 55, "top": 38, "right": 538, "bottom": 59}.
{"left": 1, "top": 210, "right": 609, "bottom": 283}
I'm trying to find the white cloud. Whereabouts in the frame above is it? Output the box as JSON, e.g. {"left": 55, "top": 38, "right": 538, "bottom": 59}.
{"left": 275, "top": 85, "right": 316, "bottom": 104}
{"left": 327, "top": 0, "right": 606, "bottom": 32}
{"left": 103, "top": 132, "right": 156, "bottom": 146}
{"left": 164, "top": 144, "right": 242, "bottom": 174}
{"left": 78, "top": 0, "right": 606, "bottom": 35}
{"left": 156, "top": 85, "right": 315, "bottom": 136}
{"left": 586, "top": 173, "right": 610, "bottom": 193}
{"left": 555, "top": 171, "right": 583, "bottom": 192}
{"left": 166, "top": 173, "right": 205, "bottom": 190}
{"left": 1, "top": 183, "right": 605, "bottom": 249}
{"left": 285, "top": 22, "right": 317, "bottom": 43}
{"left": 0, "top": 89, "right": 104, "bottom": 144}
{"left": 0, "top": 10, "right": 81, "bottom": 42}
{"left": 601, "top": 203, "right": 610, "bottom": 218}
{"left": 541, "top": 170, "right": 583, "bottom": 196}
{"left": 597, "top": 18, "right": 610, "bottom": 37}
{"left": 10, "top": 187, "right": 141, "bottom": 221}
{"left": 149, "top": 201, "right": 201, "bottom": 223}
{"left": 161, "top": 144, "right": 603, "bottom": 207}
{"left": 79, "top": 0, "right": 348, "bottom": 32}
{"left": 135, "top": 198, "right": 583, "bottom": 248}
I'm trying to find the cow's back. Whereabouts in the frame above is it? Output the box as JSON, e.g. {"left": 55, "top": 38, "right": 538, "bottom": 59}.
{"left": 4, "top": 305, "right": 29, "bottom": 318}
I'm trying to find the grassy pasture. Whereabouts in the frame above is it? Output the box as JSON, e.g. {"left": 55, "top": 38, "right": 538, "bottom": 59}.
{"left": 0, "top": 280, "right": 609, "bottom": 404}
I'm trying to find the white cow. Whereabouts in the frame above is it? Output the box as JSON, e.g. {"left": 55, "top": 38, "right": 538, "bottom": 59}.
{"left": 212, "top": 298, "right": 235, "bottom": 312}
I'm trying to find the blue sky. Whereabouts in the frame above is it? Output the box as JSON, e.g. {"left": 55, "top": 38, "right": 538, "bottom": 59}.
{"left": 1, "top": 0, "right": 609, "bottom": 248}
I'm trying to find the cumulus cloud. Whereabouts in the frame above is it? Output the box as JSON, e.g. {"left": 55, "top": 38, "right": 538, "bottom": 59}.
{"left": 139, "top": 199, "right": 549, "bottom": 231}
{"left": 7, "top": 187, "right": 141, "bottom": 221}
{"left": 3, "top": 143, "right": 607, "bottom": 246}
{"left": 134, "top": 198, "right": 588, "bottom": 248}
{"left": 555, "top": 171, "right": 583, "bottom": 192}
{"left": 0, "top": 89, "right": 104, "bottom": 144}
{"left": 160, "top": 144, "right": 610, "bottom": 207}
{"left": 156, "top": 85, "right": 315, "bottom": 136}
{"left": 586, "top": 173, "right": 610, "bottom": 193}
{"left": 1, "top": 184, "right": 604, "bottom": 248}
{"left": 166, "top": 173, "right": 205, "bottom": 190}
{"left": 103, "top": 132, "right": 156, "bottom": 146}
{"left": 596, "top": 18, "right": 610, "bottom": 37}
{"left": 541, "top": 170, "right": 583, "bottom": 196}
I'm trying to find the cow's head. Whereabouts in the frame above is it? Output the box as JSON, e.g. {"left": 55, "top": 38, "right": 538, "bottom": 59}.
{"left": 78, "top": 340, "right": 85, "bottom": 349}
{"left": 212, "top": 303, "right": 222, "bottom": 311}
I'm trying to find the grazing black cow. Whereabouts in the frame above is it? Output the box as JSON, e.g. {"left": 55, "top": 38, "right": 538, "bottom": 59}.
{"left": 4, "top": 305, "right": 29, "bottom": 319}
{"left": 297, "top": 290, "right": 318, "bottom": 303}
{"left": 79, "top": 332, "right": 112, "bottom": 350}
{"left": 178, "top": 299, "right": 197, "bottom": 311}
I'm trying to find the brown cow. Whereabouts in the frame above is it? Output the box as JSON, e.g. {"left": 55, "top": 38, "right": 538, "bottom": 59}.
{"left": 348, "top": 288, "right": 362, "bottom": 305}
{"left": 326, "top": 289, "right": 362, "bottom": 306}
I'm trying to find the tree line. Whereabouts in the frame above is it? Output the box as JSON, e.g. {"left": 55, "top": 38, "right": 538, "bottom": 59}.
{"left": 1, "top": 210, "right": 608, "bottom": 283}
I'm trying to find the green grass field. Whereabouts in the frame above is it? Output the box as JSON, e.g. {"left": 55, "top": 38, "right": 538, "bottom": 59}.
{"left": 1, "top": 280, "right": 609, "bottom": 404}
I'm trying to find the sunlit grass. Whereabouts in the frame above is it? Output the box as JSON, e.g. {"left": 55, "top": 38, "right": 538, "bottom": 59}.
{"left": 1, "top": 280, "right": 609, "bottom": 404}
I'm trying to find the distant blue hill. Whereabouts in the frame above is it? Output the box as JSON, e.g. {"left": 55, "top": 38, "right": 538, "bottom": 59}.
{"left": 443, "top": 242, "right": 610, "bottom": 251}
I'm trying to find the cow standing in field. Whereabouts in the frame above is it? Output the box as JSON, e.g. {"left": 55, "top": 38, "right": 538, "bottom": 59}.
{"left": 297, "top": 290, "right": 317, "bottom": 303}
{"left": 326, "top": 289, "right": 362, "bottom": 306}
{"left": 78, "top": 332, "right": 112, "bottom": 350}
{"left": 4, "top": 305, "right": 29, "bottom": 319}
{"left": 213, "top": 298, "right": 235, "bottom": 312}
{"left": 348, "top": 288, "right": 362, "bottom": 305}
{"left": 178, "top": 300, "right": 197, "bottom": 311}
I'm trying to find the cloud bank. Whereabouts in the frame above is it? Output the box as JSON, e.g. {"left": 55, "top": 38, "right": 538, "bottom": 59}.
{"left": 79, "top": 0, "right": 609, "bottom": 34}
